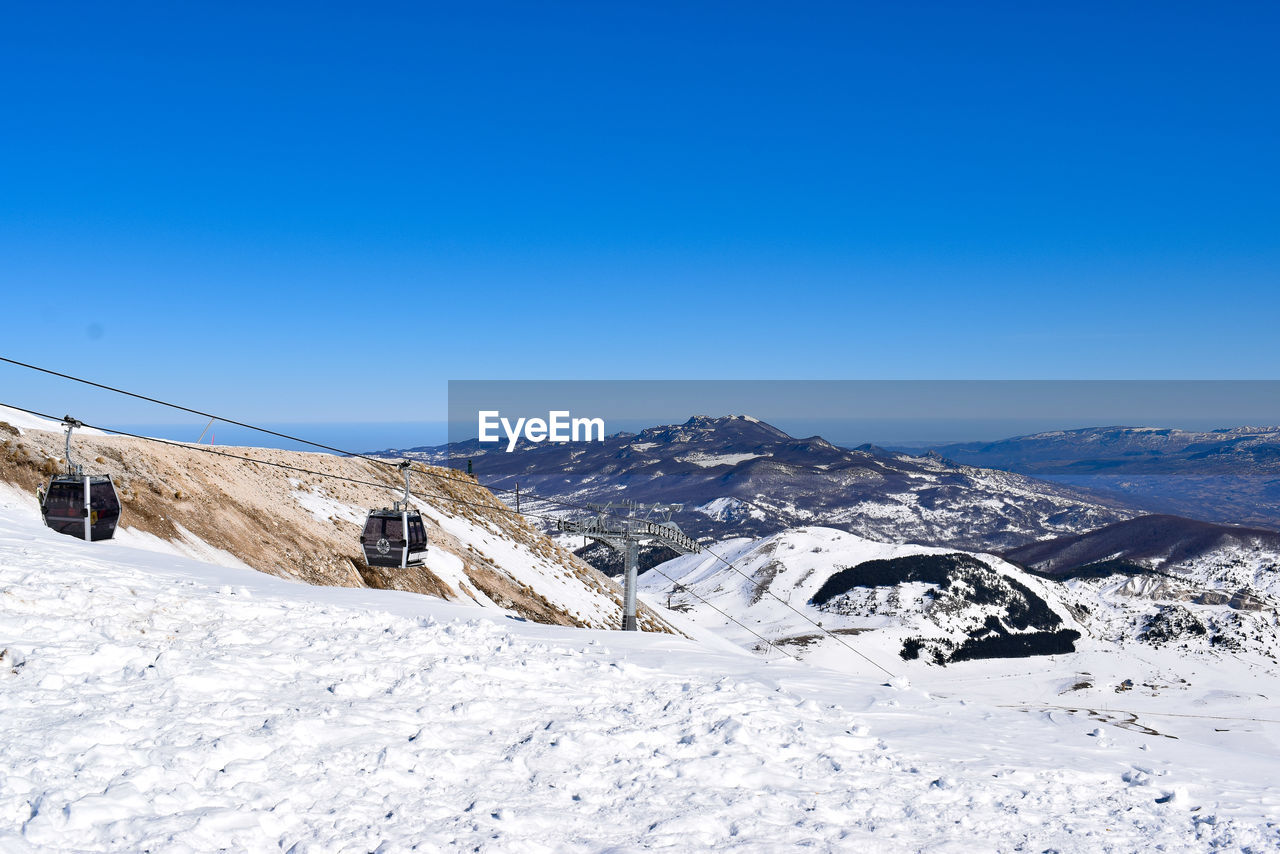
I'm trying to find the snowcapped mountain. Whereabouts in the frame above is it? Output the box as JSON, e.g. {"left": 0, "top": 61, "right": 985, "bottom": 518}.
{"left": 1004, "top": 515, "right": 1280, "bottom": 657}
{"left": 922, "top": 425, "right": 1280, "bottom": 529}
{"left": 642, "top": 524, "right": 1280, "bottom": 669}
{"left": 4, "top": 492, "right": 1280, "bottom": 850}
{"left": 640, "top": 527, "right": 1083, "bottom": 668}
{"left": 10, "top": 407, "right": 1279, "bottom": 848}
{"left": 1005, "top": 514, "right": 1280, "bottom": 592}
{"left": 395, "top": 415, "right": 1138, "bottom": 554}
{"left": 0, "top": 405, "right": 670, "bottom": 633}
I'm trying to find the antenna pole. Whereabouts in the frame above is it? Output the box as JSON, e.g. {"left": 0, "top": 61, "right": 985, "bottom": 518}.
{"left": 195, "top": 416, "right": 216, "bottom": 444}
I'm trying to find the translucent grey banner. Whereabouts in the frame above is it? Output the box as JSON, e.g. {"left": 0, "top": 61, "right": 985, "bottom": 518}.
{"left": 447, "top": 380, "right": 1280, "bottom": 448}
{"left": 441, "top": 380, "right": 1280, "bottom": 544}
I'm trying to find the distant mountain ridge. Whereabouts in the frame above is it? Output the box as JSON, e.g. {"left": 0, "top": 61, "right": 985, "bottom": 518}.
{"left": 919, "top": 425, "right": 1280, "bottom": 529}
{"left": 1005, "top": 514, "right": 1280, "bottom": 599}
{"left": 385, "top": 415, "right": 1140, "bottom": 554}
{"left": 927, "top": 425, "right": 1280, "bottom": 473}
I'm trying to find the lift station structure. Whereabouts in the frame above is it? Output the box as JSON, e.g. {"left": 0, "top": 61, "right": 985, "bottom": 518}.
{"left": 557, "top": 501, "right": 701, "bottom": 630}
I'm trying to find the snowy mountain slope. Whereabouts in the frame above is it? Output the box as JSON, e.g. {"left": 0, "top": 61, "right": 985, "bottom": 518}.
{"left": 2, "top": 503, "right": 1279, "bottom": 851}
{"left": 1001, "top": 515, "right": 1280, "bottom": 657}
{"left": 1006, "top": 514, "right": 1280, "bottom": 596}
{"left": 1043, "top": 570, "right": 1280, "bottom": 662}
{"left": 932, "top": 424, "right": 1280, "bottom": 470}
{"left": 640, "top": 527, "right": 1086, "bottom": 667}
{"left": 392, "top": 415, "right": 1139, "bottom": 554}
{"left": 642, "top": 526, "right": 1280, "bottom": 667}
{"left": 0, "top": 406, "right": 672, "bottom": 633}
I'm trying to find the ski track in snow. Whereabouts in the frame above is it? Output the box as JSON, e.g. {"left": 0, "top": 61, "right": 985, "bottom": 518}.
{"left": 2, "top": 517, "right": 1279, "bottom": 851}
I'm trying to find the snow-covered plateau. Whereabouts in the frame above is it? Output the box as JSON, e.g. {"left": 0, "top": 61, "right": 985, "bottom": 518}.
{"left": 3, "top": 490, "right": 1280, "bottom": 851}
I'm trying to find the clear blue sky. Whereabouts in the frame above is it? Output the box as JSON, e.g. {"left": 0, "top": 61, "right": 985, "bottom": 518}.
{"left": 2, "top": 1, "right": 1277, "bottom": 425}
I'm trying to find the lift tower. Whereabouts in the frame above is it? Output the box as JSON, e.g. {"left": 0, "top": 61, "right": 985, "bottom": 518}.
{"left": 557, "top": 502, "right": 701, "bottom": 631}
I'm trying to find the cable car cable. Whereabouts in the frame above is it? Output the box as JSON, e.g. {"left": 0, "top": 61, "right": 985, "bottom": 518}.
{"left": 642, "top": 564, "right": 797, "bottom": 662}
{"left": 0, "top": 355, "right": 605, "bottom": 518}
{"left": 0, "top": 404, "right": 550, "bottom": 524}
{"left": 0, "top": 377, "right": 897, "bottom": 674}
{"left": 3, "top": 401, "right": 788, "bottom": 653}
{"left": 692, "top": 543, "right": 897, "bottom": 677}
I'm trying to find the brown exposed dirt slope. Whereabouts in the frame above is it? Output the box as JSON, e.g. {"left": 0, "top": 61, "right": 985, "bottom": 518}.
{"left": 0, "top": 418, "right": 676, "bottom": 633}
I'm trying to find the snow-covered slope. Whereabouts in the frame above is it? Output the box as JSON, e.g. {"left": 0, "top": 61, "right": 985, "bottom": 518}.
{"left": 641, "top": 527, "right": 1085, "bottom": 670}
{"left": 0, "top": 405, "right": 671, "bottom": 632}
{"left": 642, "top": 526, "right": 1280, "bottom": 666}
{"left": 1006, "top": 514, "right": 1280, "bottom": 597}
{"left": 3, "top": 499, "right": 1279, "bottom": 850}
{"left": 1002, "top": 515, "right": 1280, "bottom": 659}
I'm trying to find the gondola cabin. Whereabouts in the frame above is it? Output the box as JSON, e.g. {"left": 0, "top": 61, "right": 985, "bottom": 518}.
{"left": 39, "top": 416, "right": 121, "bottom": 541}
{"left": 360, "top": 460, "right": 428, "bottom": 569}
{"left": 360, "top": 508, "right": 428, "bottom": 568}
{"left": 40, "top": 474, "right": 121, "bottom": 541}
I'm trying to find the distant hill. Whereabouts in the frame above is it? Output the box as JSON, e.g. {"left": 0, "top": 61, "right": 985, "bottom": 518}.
{"left": 385, "top": 415, "right": 1139, "bottom": 553}
{"left": 1004, "top": 514, "right": 1280, "bottom": 600}
{"left": 920, "top": 426, "right": 1280, "bottom": 529}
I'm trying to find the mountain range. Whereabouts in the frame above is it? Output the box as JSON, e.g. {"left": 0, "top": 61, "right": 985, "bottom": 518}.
{"left": 389, "top": 415, "right": 1138, "bottom": 554}
{"left": 919, "top": 425, "right": 1280, "bottom": 529}
{"left": 1005, "top": 514, "right": 1280, "bottom": 607}
{"left": 6, "top": 405, "right": 1278, "bottom": 678}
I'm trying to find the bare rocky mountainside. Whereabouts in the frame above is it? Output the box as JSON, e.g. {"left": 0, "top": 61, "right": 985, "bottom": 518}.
{"left": 0, "top": 408, "right": 673, "bottom": 632}
{"left": 392, "top": 415, "right": 1139, "bottom": 554}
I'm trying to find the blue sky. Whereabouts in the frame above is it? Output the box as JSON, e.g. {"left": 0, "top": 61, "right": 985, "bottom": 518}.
{"left": 2, "top": 1, "right": 1277, "bottom": 426}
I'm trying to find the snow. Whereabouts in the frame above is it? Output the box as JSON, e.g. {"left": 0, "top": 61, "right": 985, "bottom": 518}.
{"left": 2, "top": 503, "right": 1280, "bottom": 850}
{"left": 693, "top": 497, "right": 767, "bottom": 522}
{"left": 645, "top": 529, "right": 1280, "bottom": 808}
{"left": 678, "top": 452, "right": 766, "bottom": 468}
{"left": 289, "top": 480, "right": 366, "bottom": 528}
{"left": 422, "top": 495, "right": 628, "bottom": 627}
{"left": 116, "top": 523, "right": 256, "bottom": 573}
